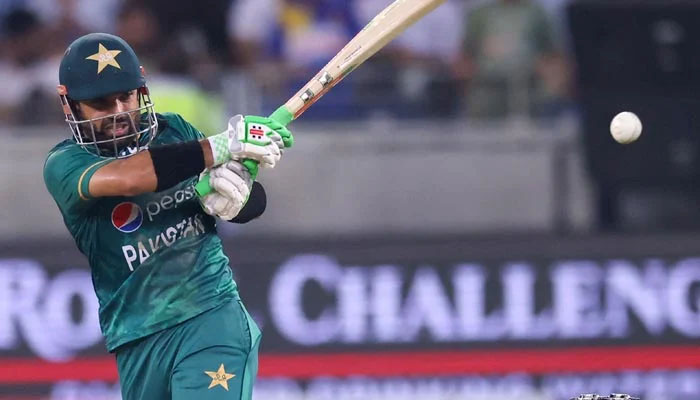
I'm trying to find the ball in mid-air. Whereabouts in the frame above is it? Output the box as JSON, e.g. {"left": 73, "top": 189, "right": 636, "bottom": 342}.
{"left": 610, "top": 111, "right": 642, "bottom": 144}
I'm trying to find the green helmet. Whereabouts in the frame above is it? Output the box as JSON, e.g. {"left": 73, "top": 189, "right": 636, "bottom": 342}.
{"left": 58, "top": 33, "right": 157, "bottom": 158}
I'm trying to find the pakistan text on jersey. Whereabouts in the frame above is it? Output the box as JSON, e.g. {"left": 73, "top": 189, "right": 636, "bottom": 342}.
{"left": 121, "top": 214, "right": 206, "bottom": 271}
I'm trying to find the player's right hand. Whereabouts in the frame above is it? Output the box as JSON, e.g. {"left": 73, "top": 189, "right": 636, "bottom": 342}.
{"left": 198, "top": 161, "right": 252, "bottom": 220}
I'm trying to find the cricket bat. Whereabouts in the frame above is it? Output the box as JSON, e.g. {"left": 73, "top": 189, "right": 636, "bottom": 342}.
{"left": 196, "top": 0, "right": 446, "bottom": 196}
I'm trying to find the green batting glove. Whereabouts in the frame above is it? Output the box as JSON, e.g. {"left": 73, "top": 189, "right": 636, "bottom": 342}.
{"left": 206, "top": 115, "right": 280, "bottom": 168}
{"left": 244, "top": 115, "right": 294, "bottom": 152}
{"left": 196, "top": 113, "right": 293, "bottom": 197}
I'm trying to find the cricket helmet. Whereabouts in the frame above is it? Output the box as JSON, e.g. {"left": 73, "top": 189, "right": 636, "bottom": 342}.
{"left": 57, "top": 32, "right": 157, "bottom": 158}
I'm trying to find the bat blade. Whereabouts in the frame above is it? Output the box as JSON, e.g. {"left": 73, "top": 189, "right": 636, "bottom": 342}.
{"left": 281, "top": 0, "right": 446, "bottom": 122}
{"left": 196, "top": 0, "right": 445, "bottom": 197}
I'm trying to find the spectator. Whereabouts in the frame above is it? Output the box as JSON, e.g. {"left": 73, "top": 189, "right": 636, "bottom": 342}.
{"left": 227, "top": 0, "right": 280, "bottom": 68}
{"left": 115, "top": 3, "right": 161, "bottom": 71}
{"left": 538, "top": 0, "right": 573, "bottom": 38}
{"left": 39, "top": 0, "right": 88, "bottom": 49}
{"left": 146, "top": 40, "right": 227, "bottom": 136}
{"left": 369, "top": 0, "right": 465, "bottom": 117}
{"left": 454, "top": 0, "right": 571, "bottom": 120}
{"left": 138, "top": 0, "right": 231, "bottom": 63}
{"left": 0, "top": 0, "right": 27, "bottom": 20}
{"left": 28, "top": 0, "right": 123, "bottom": 35}
{"left": 0, "top": 8, "right": 62, "bottom": 125}
{"left": 229, "top": 0, "right": 358, "bottom": 73}
{"left": 227, "top": 0, "right": 360, "bottom": 118}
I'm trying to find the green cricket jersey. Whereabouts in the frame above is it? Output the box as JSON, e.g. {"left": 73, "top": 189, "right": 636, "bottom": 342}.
{"left": 44, "top": 113, "right": 238, "bottom": 351}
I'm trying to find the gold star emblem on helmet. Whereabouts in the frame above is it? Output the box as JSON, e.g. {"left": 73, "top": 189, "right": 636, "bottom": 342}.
{"left": 85, "top": 43, "right": 122, "bottom": 74}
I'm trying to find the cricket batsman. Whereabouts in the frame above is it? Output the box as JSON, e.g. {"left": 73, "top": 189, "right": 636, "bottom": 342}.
{"left": 43, "top": 32, "right": 293, "bottom": 399}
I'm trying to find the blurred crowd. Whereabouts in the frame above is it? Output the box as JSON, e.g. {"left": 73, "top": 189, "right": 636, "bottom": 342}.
{"left": 0, "top": 0, "right": 574, "bottom": 131}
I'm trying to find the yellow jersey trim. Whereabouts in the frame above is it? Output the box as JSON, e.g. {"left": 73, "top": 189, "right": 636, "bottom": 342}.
{"left": 78, "top": 160, "right": 110, "bottom": 200}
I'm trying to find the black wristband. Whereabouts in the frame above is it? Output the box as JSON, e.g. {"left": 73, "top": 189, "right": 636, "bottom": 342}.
{"left": 230, "top": 182, "right": 266, "bottom": 223}
{"left": 149, "top": 141, "right": 205, "bottom": 192}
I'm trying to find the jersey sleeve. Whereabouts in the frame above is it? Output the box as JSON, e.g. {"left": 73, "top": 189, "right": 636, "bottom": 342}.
{"left": 44, "top": 143, "right": 112, "bottom": 216}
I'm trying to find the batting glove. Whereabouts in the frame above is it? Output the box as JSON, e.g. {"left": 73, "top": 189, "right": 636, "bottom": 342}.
{"left": 199, "top": 161, "right": 252, "bottom": 220}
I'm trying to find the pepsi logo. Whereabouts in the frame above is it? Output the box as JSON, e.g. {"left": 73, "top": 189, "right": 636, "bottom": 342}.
{"left": 111, "top": 202, "right": 143, "bottom": 233}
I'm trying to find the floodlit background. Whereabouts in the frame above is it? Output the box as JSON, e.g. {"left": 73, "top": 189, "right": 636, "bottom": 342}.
{"left": 1, "top": 0, "right": 699, "bottom": 399}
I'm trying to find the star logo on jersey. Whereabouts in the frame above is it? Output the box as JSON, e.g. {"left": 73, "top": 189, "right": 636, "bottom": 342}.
{"left": 204, "top": 364, "right": 235, "bottom": 391}
{"left": 111, "top": 202, "right": 143, "bottom": 233}
{"left": 85, "top": 43, "right": 122, "bottom": 74}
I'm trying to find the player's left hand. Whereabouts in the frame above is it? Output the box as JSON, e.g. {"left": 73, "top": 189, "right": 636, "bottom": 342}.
{"left": 198, "top": 161, "right": 252, "bottom": 220}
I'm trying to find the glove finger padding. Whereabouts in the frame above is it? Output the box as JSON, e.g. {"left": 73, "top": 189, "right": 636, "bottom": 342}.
{"left": 223, "top": 161, "right": 252, "bottom": 185}
{"left": 242, "top": 142, "right": 280, "bottom": 169}
{"left": 199, "top": 194, "right": 217, "bottom": 216}
{"left": 199, "top": 163, "right": 251, "bottom": 220}
{"left": 215, "top": 193, "right": 242, "bottom": 220}
{"left": 265, "top": 141, "right": 282, "bottom": 167}
{"left": 201, "top": 192, "right": 241, "bottom": 220}
{"left": 268, "top": 131, "right": 285, "bottom": 155}
{"left": 200, "top": 192, "right": 231, "bottom": 218}
{"left": 236, "top": 142, "right": 280, "bottom": 169}
{"left": 247, "top": 115, "right": 294, "bottom": 149}
{"left": 210, "top": 167, "right": 251, "bottom": 201}
{"left": 212, "top": 193, "right": 234, "bottom": 213}
{"left": 265, "top": 118, "right": 294, "bottom": 148}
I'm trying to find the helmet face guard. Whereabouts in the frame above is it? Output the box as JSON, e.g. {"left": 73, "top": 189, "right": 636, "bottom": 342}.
{"left": 58, "top": 33, "right": 157, "bottom": 158}
{"left": 59, "top": 86, "right": 158, "bottom": 158}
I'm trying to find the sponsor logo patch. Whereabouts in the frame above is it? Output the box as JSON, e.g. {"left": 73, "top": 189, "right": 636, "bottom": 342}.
{"left": 111, "top": 202, "right": 143, "bottom": 233}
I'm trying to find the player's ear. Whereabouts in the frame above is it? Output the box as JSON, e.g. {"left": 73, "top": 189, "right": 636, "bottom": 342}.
{"left": 140, "top": 66, "right": 146, "bottom": 77}
{"left": 57, "top": 84, "right": 77, "bottom": 119}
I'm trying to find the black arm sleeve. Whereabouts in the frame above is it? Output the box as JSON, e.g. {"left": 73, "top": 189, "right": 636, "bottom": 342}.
{"left": 149, "top": 140, "right": 205, "bottom": 192}
{"left": 229, "top": 181, "right": 266, "bottom": 224}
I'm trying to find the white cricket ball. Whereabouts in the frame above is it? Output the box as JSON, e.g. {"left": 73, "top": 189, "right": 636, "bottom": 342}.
{"left": 610, "top": 111, "right": 642, "bottom": 144}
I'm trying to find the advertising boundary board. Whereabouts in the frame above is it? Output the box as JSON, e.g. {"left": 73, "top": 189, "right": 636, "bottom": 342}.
{"left": 1, "top": 233, "right": 700, "bottom": 399}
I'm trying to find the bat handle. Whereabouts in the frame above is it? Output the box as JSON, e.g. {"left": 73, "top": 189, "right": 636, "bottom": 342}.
{"left": 195, "top": 106, "right": 294, "bottom": 197}
{"left": 269, "top": 105, "right": 294, "bottom": 127}
{"left": 195, "top": 172, "right": 212, "bottom": 197}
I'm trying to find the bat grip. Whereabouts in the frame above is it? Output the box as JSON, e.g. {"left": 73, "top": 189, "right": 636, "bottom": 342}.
{"left": 195, "top": 106, "right": 294, "bottom": 197}
{"left": 195, "top": 172, "right": 212, "bottom": 197}
{"left": 269, "top": 105, "right": 294, "bottom": 126}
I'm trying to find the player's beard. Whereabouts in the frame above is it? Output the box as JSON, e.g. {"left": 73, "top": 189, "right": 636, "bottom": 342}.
{"left": 81, "top": 110, "right": 142, "bottom": 157}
